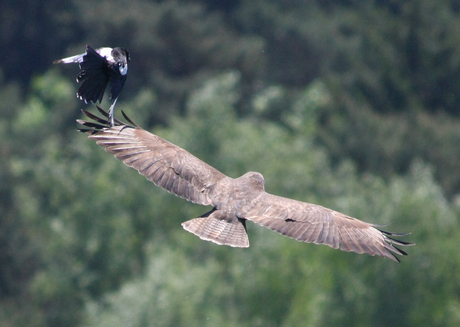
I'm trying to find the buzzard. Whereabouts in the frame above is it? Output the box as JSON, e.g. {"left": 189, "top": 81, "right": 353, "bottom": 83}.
{"left": 78, "top": 107, "right": 413, "bottom": 262}
{"left": 54, "top": 45, "right": 130, "bottom": 126}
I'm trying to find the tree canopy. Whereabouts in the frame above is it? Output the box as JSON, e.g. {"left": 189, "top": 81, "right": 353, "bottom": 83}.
{"left": 1, "top": 0, "right": 459, "bottom": 326}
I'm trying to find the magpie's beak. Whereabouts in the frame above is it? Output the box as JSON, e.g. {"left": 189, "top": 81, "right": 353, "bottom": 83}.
{"left": 119, "top": 64, "right": 128, "bottom": 76}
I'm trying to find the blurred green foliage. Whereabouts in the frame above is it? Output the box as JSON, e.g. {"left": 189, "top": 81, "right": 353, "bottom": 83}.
{"left": 0, "top": 0, "right": 460, "bottom": 326}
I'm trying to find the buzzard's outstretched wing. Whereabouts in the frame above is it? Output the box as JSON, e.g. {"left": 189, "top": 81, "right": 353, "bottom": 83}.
{"left": 241, "top": 193, "right": 412, "bottom": 262}
{"left": 78, "top": 107, "right": 226, "bottom": 205}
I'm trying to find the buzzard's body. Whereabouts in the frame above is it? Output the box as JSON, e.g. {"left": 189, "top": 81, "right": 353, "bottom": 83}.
{"left": 78, "top": 108, "right": 413, "bottom": 262}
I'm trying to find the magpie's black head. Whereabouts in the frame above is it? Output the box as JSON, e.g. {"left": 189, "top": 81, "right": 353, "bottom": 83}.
{"left": 111, "top": 48, "right": 130, "bottom": 76}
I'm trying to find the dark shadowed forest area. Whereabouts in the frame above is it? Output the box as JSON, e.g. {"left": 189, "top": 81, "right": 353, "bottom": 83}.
{"left": 1, "top": 0, "right": 459, "bottom": 326}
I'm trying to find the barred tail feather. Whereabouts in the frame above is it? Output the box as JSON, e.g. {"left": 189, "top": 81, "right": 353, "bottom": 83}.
{"left": 182, "top": 210, "right": 249, "bottom": 248}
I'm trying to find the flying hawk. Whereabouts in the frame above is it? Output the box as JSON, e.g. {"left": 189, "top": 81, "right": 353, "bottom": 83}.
{"left": 78, "top": 107, "right": 413, "bottom": 262}
{"left": 54, "top": 45, "right": 130, "bottom": 126}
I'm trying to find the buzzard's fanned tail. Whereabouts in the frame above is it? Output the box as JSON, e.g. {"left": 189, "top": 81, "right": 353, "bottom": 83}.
{"left": 182, "top": 209, "right": 250, "bottom": 248}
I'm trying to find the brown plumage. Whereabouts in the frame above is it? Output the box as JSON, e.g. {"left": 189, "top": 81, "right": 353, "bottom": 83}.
{"left": 78, "top": 107, "right": 414, "bottom": 262}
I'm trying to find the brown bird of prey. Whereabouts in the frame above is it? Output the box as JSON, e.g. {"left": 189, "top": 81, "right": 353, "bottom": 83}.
{"left": 78, "top": 107, "right": 413, "bottom": 262}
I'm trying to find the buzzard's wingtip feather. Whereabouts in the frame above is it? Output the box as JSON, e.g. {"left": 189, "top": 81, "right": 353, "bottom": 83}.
{"left": 121, "top": 110, "right": 139, "bottom": 127}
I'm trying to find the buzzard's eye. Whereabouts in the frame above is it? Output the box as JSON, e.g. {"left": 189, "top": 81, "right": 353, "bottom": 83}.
{"left": 119, "top": 63, "right": 128, "bottom": 76}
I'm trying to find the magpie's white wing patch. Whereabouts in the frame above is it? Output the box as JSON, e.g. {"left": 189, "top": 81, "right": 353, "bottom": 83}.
{"left": 53, "top": 53, "right": 86, "bottom": 64}
{"left": 96, "top": 47, "right": 114, "bottom": 61}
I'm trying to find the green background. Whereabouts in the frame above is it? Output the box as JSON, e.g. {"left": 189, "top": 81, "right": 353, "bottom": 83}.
{"left": 0, "top": 1, "right": 459, "bottom": 326}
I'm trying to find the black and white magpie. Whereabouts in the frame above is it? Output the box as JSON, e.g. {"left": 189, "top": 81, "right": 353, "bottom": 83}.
{"left": 54, "top": 45, "right": 130, "bottom": 126}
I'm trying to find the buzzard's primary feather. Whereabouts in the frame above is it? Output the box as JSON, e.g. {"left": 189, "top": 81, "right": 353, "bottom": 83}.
{"left": 78, "top": 107, "right": 414, "bottom": 262}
